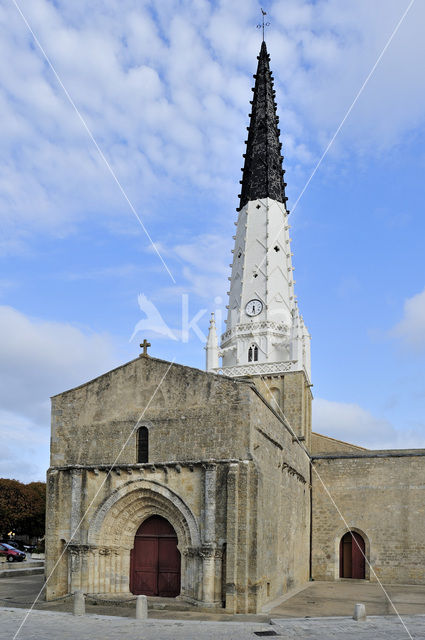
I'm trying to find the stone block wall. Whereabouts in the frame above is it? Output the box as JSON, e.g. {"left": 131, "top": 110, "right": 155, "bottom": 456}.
{"left": 46, "top": 355, "right": 312, "bottom": 612}
{"left": 46, "top": 462, "right": 219, "bottom": 603}
{"left": 311, "top": 432, "right": 367, "bottom": 455}
{"left": 50, "top": 357, "right": 253, "bottom": 467}
{"left": 312, "top": 451, "right": 425, "bottom": 584}
{"left": 248, "top": 387, "right": 311, "bottom": 609}
{"left": 253, "top": 371, "right": 312, "bottom": 450}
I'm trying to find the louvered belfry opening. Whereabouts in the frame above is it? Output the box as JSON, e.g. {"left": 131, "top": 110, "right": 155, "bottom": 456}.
{"left": 238, "top": 41, "right": 288, "bottom": 210}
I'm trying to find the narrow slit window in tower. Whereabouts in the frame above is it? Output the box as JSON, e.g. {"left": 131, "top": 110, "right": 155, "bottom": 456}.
{"left": 138, "top": 427, "right": 149, "bottom": 463}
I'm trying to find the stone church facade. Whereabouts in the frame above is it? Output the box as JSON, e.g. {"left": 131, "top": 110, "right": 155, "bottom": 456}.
{"left": 46, "top": 358, "right": 310, "bottom": 611}
{"left": 45, "top": 41, "right": 425, "bottom": 612}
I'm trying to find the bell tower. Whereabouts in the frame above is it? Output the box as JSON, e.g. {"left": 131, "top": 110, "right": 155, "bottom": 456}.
{"left": 206, "top": 40, "right": 312, "bottom": 445}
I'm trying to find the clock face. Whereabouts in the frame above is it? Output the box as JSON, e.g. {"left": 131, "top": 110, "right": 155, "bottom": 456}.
{"left": 245, "top": 299, "right": 263, "bottom": 317}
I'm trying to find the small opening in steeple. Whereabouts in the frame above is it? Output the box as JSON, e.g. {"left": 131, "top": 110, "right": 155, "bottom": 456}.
{"left": 274, "top": 246, "right": 280, "bottom": 252}
{"left": 253, "top": 273, "right": 258, "bottom": 278}
{"left": 256, "top": 204, "right": 261, "bottom": 209}
{"left": 238, "top": 251, "right": 242, "bottom": 258}
{"left": 248, "top": 345, "right": 259, "bottom": 363}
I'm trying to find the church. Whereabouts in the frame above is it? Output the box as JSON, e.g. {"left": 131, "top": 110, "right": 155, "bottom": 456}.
{"left": 45, "top": 41, "right": 425, "bottom": 613}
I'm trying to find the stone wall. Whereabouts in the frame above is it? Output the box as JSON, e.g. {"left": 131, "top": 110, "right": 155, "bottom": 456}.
{"left": 249, "top": 389, "right": 311, "bottom": 608}
{"left": 50, "top": 357, "right": 253, "bottom": 467}
{"left": 311, "top": 451, "right": 425, "bottom": 584}
{"left": 46, "top": 462, "right": 214, "bottom": 603}
{"left": 311, "top": 432, "right": 367, "bottom": 455}
{"left": 46, "top": 355, "right": 312, "bottom": 613}
{"left": 252, "top": 370, "right": 312, "bottom": 450}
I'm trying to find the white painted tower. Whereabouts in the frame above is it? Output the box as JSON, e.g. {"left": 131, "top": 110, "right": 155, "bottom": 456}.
{"left": 206, "top": 41, "right": 311, "bottom": 383}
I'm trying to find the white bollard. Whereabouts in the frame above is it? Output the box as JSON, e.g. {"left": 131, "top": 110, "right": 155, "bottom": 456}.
{"left": 73, "top": 590, "right": 85, "bottom": 616}
{"left": 136, "top": 595, "right": 148, "bottom": 620}
{"left": 353, "top": 603, "right": 366, "bottom": 621}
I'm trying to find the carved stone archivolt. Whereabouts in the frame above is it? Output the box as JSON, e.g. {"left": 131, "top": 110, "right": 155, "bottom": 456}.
{"left": 87, "top": 478, "right": 201, "bottom": 551}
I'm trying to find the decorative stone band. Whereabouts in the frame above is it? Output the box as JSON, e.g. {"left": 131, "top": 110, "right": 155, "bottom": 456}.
{"left": 213, "top": 360, "right": 297, "bottom": 377}
{"left": 183, "top": 546, "right": 224, "bottom": 559}
{"left": 221, "top": 320, "right": 289, "bottom": 343}
{"left": 67, "top": 542, "right": 224, "bottom": 559}
{"left": 67, "top": 543, "right": 124, "bottom": 556}
{"left": 48, "top": 458, "right": 241, "bottom": 474}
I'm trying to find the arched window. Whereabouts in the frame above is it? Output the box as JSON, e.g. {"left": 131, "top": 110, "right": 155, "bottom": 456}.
{"left": 248, "top": 347, "right": 253, "bottom": 362}
{"left": 137, "top": 427, "right": 149, "bottom": 463}
{"left": 248, "top": 345, "right": 259, "bottom": 362}
{"left": 253, "top": 345, "right": 258, "bottom": 361}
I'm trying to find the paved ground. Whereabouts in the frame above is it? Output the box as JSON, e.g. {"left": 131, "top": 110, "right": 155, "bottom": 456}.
{"left": 271, "top": 616, "right": 425, "bottom": 638}
{"left": 0, "top": 576, "right": 425, "bottom": 624}
{"left": 0, "top": 608, "right": 268, "bottom": 640}
{"left": 1, "top": 607, "right": 424, "bottom": 640}
{"left": 0, "top": 575, "right": 268, "bottom": 621}
{"left": 269, "top": 580, "right": 425, "bottom": 618}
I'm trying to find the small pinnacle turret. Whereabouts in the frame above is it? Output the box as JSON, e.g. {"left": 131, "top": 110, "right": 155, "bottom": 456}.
{"left": 205, "top": 312, "right": 219, "bottom": 372}
{"left": 238, "top": 41, "right": 287, "bottom": 211}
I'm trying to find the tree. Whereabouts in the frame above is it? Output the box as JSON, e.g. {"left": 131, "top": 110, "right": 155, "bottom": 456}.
{"left": 0, "top": 478, "right": 46, "bottom": 539}
{"left": 23, "top": 482, "right": 46, "bottom": 538}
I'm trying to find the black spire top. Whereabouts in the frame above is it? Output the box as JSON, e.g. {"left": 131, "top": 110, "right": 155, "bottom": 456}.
{"left": 238, "top": 41, "right": 288, "bottom": 211}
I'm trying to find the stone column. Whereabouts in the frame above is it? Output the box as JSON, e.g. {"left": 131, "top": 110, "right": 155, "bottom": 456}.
{"left": 200, "top": 547, "right": 220, "bottom": 605}
{"left": 225, "top": 463, "right": 239, "bottom": 612}
{"left": 201, "top": 464, "right": 218, "bottom": 604}
{"left": 203, "top": 463, "right": 217, "bottom": 544}
{"left": 70, "top": 470, "right": 82, "bottom": 542}
{"left": 68, "top": 545, "right": 89, "bottom": 594}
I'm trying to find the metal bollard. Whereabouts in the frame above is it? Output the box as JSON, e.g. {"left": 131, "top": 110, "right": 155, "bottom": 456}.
{"left": 73, "top": 590, "right": 85, "bottom": 616}
{"left": 136, "top": 595, "right": 148, "bottom": 620}
{"left": 353, "top": 603, "right": 366, "bottom": 621}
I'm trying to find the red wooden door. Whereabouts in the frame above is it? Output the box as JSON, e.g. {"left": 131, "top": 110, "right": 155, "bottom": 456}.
{"left": 130, "top": 516, "right": 180, "bottom": 597}
{"left": 351, "top": 532, "right": 365, "bottom": 579}
{"left": 339, "top": 532, "right": 365, "bottom": 579}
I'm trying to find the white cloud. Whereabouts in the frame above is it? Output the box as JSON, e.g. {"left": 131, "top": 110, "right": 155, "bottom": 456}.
{"left": 64, "top": 264, "right": 141, "bottom": 281}
{"left": 0, "top": 306, "right": 119, "bottom": 481}
{"left": 174, "top": 234, "right": 229, "bottom": 298}
{"left": 2, "top": 0, "right": 425, "bottom": 253}
{"left": 391, "top": 287, "right": 425, "bottom": 350}
{"left": 313, "top": 397, "right": 425, "bottom": 449}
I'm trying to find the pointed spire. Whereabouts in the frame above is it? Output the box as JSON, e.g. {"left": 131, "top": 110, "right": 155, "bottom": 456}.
{"left": 238, "top": 41, "right": 288, "bottom": 211}
{"left": 205, "top": 312, "right": 219, "bottom": 371}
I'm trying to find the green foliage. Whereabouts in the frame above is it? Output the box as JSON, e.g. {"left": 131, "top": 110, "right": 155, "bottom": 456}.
{"left": 0, "top": 478, "right": 46, "bottom": 539}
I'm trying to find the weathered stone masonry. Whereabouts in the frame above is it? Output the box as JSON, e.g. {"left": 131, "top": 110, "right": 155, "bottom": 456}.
{"left": 46, "top": 355, "right": 311, "bottom": 613}
{"left": 311, "top": 450, "right": 425, "bottom": 584}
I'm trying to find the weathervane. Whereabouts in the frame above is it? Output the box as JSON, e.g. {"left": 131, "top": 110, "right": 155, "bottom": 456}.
{"left": 257, "top": 8, "right": 270, "bottom": 41}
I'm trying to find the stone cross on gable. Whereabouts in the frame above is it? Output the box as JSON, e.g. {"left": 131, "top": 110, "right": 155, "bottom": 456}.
{"left": 139, "top": 339, "right": 151, "bottom": 357}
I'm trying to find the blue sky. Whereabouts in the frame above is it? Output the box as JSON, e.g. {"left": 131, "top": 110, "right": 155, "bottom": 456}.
{"left": 1, "top": 0, "right": 425, "bottom": 481}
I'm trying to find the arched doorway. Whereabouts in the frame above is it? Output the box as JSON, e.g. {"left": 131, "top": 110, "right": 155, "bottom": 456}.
{"left": 130, "top": 515, "right": 181, "bottom": 597}
{"left": 339, "top": 531, "right": 365, "bottom": 579}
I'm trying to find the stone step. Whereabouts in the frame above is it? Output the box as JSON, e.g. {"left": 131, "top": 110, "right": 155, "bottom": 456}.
{"left": 0, "top": 560, "right": 44, "bottom": 569}
{"left": 0, "top": 566, "right": 44, "bottom": 578}
{"left": 0, "top": 560, "right": 45, "bottom": 569}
